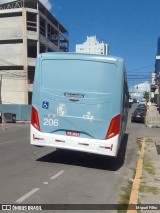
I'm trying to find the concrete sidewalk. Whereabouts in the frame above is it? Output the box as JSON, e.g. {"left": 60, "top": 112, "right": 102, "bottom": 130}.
{"left": 139, "top": 104, "right": 160, "bottom": 212}
{"left": 128, "top": 104, "right": 160, "bottom": 213}
{"left": 138, "top": 136, "right": 160, "bottom": 212}
{"left": 145, "top": 103, "right": 160, "bottom": 127}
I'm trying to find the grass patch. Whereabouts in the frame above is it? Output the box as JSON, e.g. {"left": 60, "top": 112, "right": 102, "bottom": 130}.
{"left": 139, "top": 184, "right": 159, "bottom": 194}
{"left": 137, "top": 138, "right": 143, "bottom": 147}
{"left": 137, "top": 200, "right": 143, "bottom": 213}
{"left": 117, "top": 139, "right": 143, "bottom": 213}
{"left": 117, "top": 181, "right": 133, "bottom": 213}
{"left": 143, "top": 159, "right": 155, "bottom": 175}
{"left": 155, "top": 178, "right": 160, "bottom": 182}
{"left": 145, "top": 138, "right": 153, "bottom": 142}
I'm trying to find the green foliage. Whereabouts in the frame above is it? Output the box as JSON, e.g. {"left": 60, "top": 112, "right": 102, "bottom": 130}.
{"left": 143, "top": 92, "right": 149, "bottom": 101}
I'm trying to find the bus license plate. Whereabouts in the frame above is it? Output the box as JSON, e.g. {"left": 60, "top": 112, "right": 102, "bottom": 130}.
{"left": 66, "top": 131, "right": 80, "bottom": 137}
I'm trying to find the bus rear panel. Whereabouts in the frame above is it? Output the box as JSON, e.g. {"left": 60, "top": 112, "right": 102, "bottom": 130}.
{"left": 30, "top": 53, "right": 128, "bottom": 157}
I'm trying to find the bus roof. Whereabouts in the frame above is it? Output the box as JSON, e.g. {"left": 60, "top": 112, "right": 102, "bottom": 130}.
{"left": 39, "top": 52, "right": 124, "bottom": 64}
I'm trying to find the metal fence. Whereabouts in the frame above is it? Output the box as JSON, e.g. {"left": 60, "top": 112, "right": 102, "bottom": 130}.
{"left": 0, "top": 104, "right": 31, "bottom": 121}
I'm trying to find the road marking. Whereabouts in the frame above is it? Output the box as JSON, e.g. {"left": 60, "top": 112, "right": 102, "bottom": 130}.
{"left": 15, "top": 171, "right": 64, "bottom": 203}
{"left": 44, "top": 182, "right": 49, "bottom": 185}
{"left": 50, "top": 170, "right": 64, "bottom": 180}
{"left": 15, "top": 188, "right": 39, "bottom": 203}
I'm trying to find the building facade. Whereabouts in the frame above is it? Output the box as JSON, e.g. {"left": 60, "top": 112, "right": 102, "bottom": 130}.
{"left": 76, "top": 36, "right": 109, "bottom": 55}
{"left": 0, "top": 0, "right": 69, "bottom": 104}
{"left": 153, "top": 37, "right": 160, "bottom": 106}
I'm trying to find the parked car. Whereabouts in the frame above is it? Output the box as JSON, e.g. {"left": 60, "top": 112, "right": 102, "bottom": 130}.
{"left": 139, "top": 98, "right": 147, "bottom": 105}
{"left": 129, "top": 98, "right": 133, "bottom": 108}
{"left": 131, "top": 108, "right": 146, "bottom": 123}
{"left": 133, "top": 98, "right": 137, "bottom": 103}
{"left": 136, "top": 104, "right": 147, "bottom": 113}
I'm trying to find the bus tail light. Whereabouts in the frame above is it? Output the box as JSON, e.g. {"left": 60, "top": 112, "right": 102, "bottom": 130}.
{"left": 105, "top": 114, "right": 121, "bottom": 140}
{"left": 31, "top": 106, "right": 40, "bottom": 131}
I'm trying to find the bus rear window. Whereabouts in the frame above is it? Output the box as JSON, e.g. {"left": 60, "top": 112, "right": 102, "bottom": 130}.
{"left": 41, "top": 59, "right": 116, "bottom": 93}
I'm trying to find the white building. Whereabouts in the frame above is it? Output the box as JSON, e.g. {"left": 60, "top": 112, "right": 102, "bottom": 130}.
{"left": 137, "top": 81, "right": 150, "bottom": 92}
{"left": 0, "top": 0, "right": 69, "bottom": 104}
{"left": 76, "top": 36, "right": 109, "bottom": 55}
{"left": 151, "top": 72, "right": 156, "bottom": 85}
{"left": 150, "top": 72, "right": 159, "bottom": 103}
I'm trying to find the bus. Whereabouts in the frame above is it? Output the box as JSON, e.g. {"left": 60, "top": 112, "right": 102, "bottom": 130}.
{"left": 30, "top": 53, "right": 129, "bottom": 157}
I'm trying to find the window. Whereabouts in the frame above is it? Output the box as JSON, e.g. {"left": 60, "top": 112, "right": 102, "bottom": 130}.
{"left": 27, "top": 40, "right": 37, "bottom": 58}
{"left": 28, "top": 66, "right": 35, "bottom": 84}
{"left": 27, "top": 12, "right": 37, "bottom": 32}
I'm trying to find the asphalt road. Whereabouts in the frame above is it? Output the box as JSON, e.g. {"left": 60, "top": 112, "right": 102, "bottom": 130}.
{"left": 0, "top": 104, "right": 159, "bottom": 213}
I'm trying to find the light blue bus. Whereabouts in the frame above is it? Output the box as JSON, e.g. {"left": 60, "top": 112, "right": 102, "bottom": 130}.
{"left": 31, "top": 53, "right": 129, "bottom": 157}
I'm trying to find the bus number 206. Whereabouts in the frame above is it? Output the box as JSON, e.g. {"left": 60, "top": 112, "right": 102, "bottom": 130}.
{"left": 44, "top": 118, "right": 59, "bottom": 127}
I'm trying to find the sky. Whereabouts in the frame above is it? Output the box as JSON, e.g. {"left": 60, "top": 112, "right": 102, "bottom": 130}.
{"left": 49, "top": 0, "right": 160, "bottom": 95}
{"left": 1, "top": 0, "right": 160, "bottom": 97}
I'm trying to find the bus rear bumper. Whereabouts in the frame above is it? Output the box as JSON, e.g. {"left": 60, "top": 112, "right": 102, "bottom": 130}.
{"left": 30, "top": 125, "right": 120, "bottom": 157}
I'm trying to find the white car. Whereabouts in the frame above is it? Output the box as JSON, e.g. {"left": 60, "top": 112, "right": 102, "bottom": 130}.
{"left": 129, "top": 98, "right": 133, "bottom": 103}
{"left": 139, "top": 99, "right": 147, "bottom": 105}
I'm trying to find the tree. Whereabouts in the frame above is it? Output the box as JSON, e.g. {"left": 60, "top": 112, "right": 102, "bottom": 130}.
{"left": 143, "top": 92, "right": 149, "bottom": 102}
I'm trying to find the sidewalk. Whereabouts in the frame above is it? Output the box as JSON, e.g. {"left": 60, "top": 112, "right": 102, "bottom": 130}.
{"left": 145, "top": 103, "right": 160, "bottom": 127}
{"left": 0, "top": 120, "right": 30, "bottom": 131}
{"left": 0, "top": 122, "right": 6, "bottom": 131}
{"left": 138, "top": 137, "right": 160, "bottom": 212}
{"left": 128, "top": 104, "right": 160, "bottom": 213}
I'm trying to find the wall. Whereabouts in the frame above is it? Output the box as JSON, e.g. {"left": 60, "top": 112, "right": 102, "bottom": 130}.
{"left": 0, "top": 71, "right": 26, "bottom": 104}
{"left": 0, "top": 104, "right": 31, "bottom": 121}
{"left": 0, "top": 16, "right": 23, "bottom": 40}
{"left": 0, "top": 43, "right": 23, "bottom": 65}
{"left": 0, "top": 15, "right": 25, "bottom": 104}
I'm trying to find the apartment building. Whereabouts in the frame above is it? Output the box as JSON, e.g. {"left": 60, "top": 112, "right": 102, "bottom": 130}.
{"left": 76, "top": 36, "right": 109, "bottom": 55}
{"left": 0, "top": 0, "right": 69, "bottom": 104}
{"left": 154, "top": 37, "right": 160, "bottom": 106}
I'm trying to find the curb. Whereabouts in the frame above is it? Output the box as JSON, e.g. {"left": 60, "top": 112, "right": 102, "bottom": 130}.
{"left": 16, "top": 121, "right": 31, "bottom": 124}
{"left": 0, "top": 121, "right": 30, "bottom": 131}
{"left": 0, "top": 123, "right": 7, "bottom": 131}
{"left": 127, "top": 138, "right": 145, "bottom": 213}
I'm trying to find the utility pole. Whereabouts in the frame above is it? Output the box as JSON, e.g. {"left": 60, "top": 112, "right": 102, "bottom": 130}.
{"left": 149, "top": 74, "right": 151, "bottom": 103}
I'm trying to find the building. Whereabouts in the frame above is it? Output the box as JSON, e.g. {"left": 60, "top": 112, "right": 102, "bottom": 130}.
{"left": 76, "top": 36, "right": 109, "bottom": 55}
{"left": 150, "top": 72, "right": 158, "bottom": 103}
{"left": 0, "top": 0, "right": 69, "bottom": 104}
{"left": 154, "top": 37, "right": 160, "bottom": 106}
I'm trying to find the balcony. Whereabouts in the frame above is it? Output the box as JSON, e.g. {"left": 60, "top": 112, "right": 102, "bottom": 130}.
{"left": 40, "top": 34, "right": 60, "bottom": 51}
{"left": 27, "top": 30, "right": 38, "bottom": 40}
{"left": 27, "top": 58, "right": 36, "bottom": 66}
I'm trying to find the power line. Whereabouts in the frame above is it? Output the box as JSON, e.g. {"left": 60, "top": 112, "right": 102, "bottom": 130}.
{"left": 128, "top": 64, "right": 154, "bottom": 72}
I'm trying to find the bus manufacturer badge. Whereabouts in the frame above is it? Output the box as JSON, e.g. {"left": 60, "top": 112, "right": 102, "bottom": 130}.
{"left": 57, "top": 103, "right": 67, "bottom": 116}
{"left": 64, "top": 92, "right": 84, "bottom": 98}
